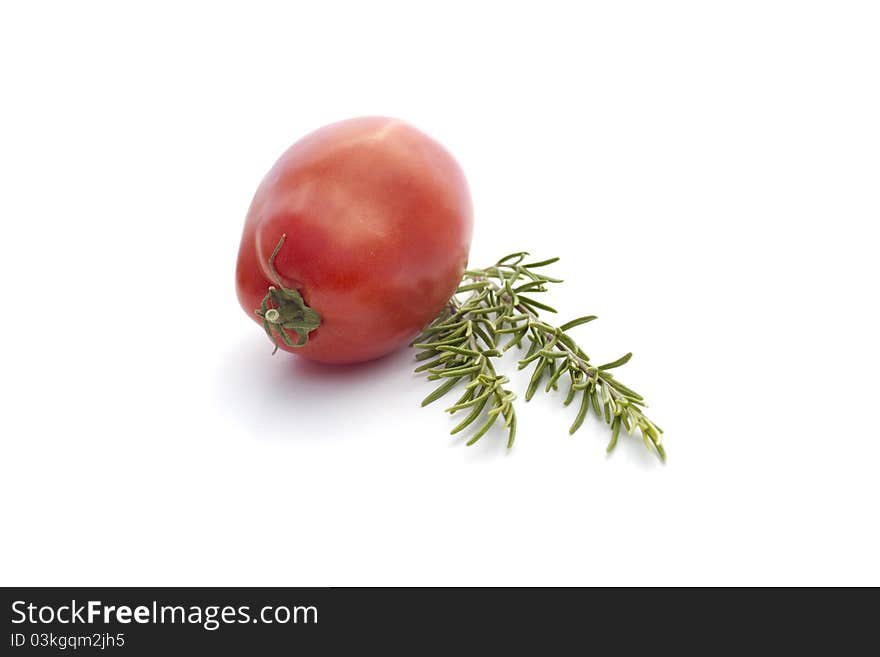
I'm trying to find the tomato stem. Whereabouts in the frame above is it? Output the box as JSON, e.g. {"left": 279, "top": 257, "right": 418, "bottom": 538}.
{"left": 254, "top": 234, "right": 321, "bottom": 354}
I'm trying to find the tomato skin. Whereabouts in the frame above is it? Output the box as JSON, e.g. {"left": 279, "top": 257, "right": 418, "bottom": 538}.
{"left": 236, "top": 117, "right": 473, "bottom": 364}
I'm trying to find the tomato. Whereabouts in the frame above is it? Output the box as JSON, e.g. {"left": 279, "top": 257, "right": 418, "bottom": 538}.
{"left": 235, "top": 117, "right": 473, "bottom": 364}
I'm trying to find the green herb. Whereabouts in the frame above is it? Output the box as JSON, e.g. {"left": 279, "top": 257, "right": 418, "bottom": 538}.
{"left": 413, "top": 252, "right": 665, "bottom": 460}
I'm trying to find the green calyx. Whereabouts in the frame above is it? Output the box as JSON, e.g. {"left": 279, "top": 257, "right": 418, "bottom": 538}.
{"left": 254, "top": 234, "right": 321, "bottom": 353}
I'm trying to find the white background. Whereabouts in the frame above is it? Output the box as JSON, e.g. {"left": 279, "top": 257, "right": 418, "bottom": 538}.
{"left": 1, "top": 1, "right": 878, "bottom": 586}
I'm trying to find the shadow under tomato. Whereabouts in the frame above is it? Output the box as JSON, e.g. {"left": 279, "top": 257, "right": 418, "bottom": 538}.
{"left": 213, "top": 334, "right": 416, "bottom": 442}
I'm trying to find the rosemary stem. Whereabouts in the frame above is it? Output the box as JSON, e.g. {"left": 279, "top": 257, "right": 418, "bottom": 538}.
{"left": 415, "top": 254, "right": 663, "bottom": 459}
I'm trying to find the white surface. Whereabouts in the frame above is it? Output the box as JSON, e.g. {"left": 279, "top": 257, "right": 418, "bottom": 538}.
{"left": 1, "top": 1, "right": 878, "bottom": 586}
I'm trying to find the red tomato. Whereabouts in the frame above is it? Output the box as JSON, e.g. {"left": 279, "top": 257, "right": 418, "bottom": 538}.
{"left": 236, "top": 117, "right": 473, "bottom": 364}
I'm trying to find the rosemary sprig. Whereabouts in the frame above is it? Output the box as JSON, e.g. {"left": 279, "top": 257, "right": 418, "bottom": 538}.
{"left": 413, "top": 252, "right": 665, "bottom": 460}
